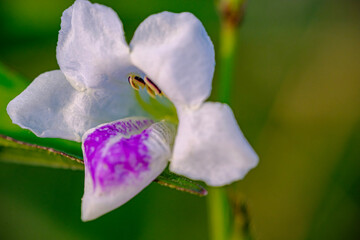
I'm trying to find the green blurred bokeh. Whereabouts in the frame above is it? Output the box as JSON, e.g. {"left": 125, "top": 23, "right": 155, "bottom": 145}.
{"left": 0, "top": 0, "right": 359, "bottom": 239}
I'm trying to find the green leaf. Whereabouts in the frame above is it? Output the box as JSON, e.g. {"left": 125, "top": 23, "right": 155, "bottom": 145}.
{"left": 154, "top": 168, "right": 208, "bottom": 196}
{"left": 0, "top": 134, "right": 207, "bottom": 196}
{"left": 0, "top": 134, "right": 84, "bottom": 170}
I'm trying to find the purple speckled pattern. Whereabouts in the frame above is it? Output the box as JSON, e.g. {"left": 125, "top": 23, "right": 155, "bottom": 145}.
{"left": 83, "top": 119, "right": 154, "bottom": 190}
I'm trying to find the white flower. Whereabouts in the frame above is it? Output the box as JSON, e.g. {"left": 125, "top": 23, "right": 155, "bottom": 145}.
{"left": 7, "top": 0, "right": 258, "bottom": 221}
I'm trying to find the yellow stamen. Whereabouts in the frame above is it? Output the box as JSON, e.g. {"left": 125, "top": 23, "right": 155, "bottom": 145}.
{"left": 146, "top": 85, "right": 156, "bottom": 98}
{"left": 144, "top": 76, "right": 162, "bottom": 96}
{"left": 128, "top": 74, "right": 168, "bottom": 99}
{"left": 133, "top": 76, "right": 146, "bottom": 89}
{"left": 128, "top": 74, "right": 146, "bottom": 90}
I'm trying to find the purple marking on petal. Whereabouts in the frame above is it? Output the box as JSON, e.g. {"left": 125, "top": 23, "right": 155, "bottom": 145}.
{"left": 83, "top": 119, "right": 154, "bottom": 190}
{"left": 96, "top": 129, "right": 151, "bottom": 189}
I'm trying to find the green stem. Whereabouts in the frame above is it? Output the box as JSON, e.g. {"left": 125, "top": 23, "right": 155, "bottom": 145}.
{"left": 207, "top": 0, "right": 246, "bottom": 239}
{"left": 218, "top": 0, "right": 245, "bottom": 104}
{"left": 218, "top": 23, "right": 237, "bottom": 104}
{"left": 207, "top": 187, "right": 230, "bottom": 240}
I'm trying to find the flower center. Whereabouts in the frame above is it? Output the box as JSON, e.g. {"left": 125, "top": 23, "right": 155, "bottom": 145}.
{"left": 128, "top": 74, "right": 165, "bottom": 98}
{"left": 127, "top": 74, "right": 178, "bottom": 124}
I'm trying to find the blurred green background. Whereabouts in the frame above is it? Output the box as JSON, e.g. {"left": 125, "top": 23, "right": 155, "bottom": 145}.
{"left": 0, "top": 0, "right": 359, "bottom": 239}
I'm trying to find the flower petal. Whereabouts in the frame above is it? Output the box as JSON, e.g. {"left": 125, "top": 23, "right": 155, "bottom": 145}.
{"left": 170, "top": 102, "right": 258, "bottom": 186}
{"left": 7, "top": 70, "right": 146, "bottom": 142}
{"left": 130, "top": 11, "right": 215, "bottom": 108}
{"left": 57, "top": 0, "right": 136, "bottom": 90}
{"left": 81, "top": 118, "right": 175, "bottom": 221}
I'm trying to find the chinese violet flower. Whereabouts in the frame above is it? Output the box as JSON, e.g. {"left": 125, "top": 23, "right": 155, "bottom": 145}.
{"left": 7, "top": 0, "right": 258, "bottom": 221}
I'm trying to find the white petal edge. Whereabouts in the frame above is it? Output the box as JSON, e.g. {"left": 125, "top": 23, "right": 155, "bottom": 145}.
{"left": 170, "top": 102, "right": 258, "bottom": 186}
{"left": 81, "top": 118, "right": 175, "bottom": 221}
{"left": 130, "top": 11, "right": 215, "bottom": 108}
{"left": 57, "top": 0, "right": 135, "bottom": 90}
{"left": 7, "top": 70, "right": 146, "bottom": 142}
